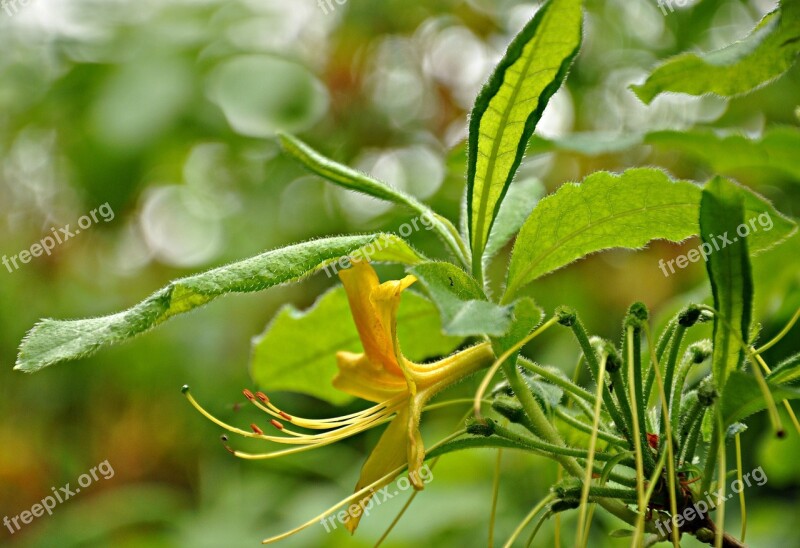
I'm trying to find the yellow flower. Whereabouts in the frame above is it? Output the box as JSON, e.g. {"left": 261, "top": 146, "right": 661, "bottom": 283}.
{"left": 183, "top": 260, "right": 494, "bottom": 533}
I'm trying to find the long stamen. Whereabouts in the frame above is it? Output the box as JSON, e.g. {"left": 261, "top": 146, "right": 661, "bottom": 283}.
{"left": 184, "top": 384, "right": 410, "bottom": 461}
{"left": 243, "top": 388, "right": 405, "bottom": 429}
{"left": 227, "top": 411, "right": 398, "bottom": 461}
{"left": 183, "top": 385, "right": 400, "bottom": 445}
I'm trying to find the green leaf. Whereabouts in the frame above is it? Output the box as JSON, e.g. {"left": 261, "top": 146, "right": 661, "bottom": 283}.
{"left": 15, "top": 235, "right": 424, "bottom": 373}
{"left": 766, "top": 353, "right": 800, "bottom": 385}
{"left": 504, "top": 169, "right": 701, "bottom": 300}
{"left": 503, "top": 169, "right": 796, "bottom": 300}
{"left": 631, "top": 1, "right": 800, "bottom": 104}
{"left": 467, "top": 0, "right": 583, "bottom": 271}
{"left": 700, "top": 177, "right": 753, "bottom": 391}
{"left": 279, "top": 132, "right": 424, "bottom": 209}
{"left": 279, "top": 133, "right": 468, "bottom": 265}
{"left": 408, "top": 262, "right": 514, "bottom": 337}
{"left": 645, "top": 127, "right": 800, "bottom": 182}
{"left": 250, "top": 286, "right": 462, "bottom": 405}
{"left": 721, "top": 371, "right": 800, "bottom": 427}
{"left": 483, "top": 177, "right": 545, "bottom": 261}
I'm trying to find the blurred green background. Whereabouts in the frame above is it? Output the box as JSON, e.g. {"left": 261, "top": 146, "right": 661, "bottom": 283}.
{"left": 1, "top": 0, "right": 798, "bottom": 546}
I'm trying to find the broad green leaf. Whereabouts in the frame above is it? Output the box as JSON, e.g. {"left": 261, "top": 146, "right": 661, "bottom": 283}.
{"left": 631, "top": 1, "right": 800, "bottom": 104}
{"left": 645, "top": 127, "right": 800, "bottom": 182}
{"left": 721, "top": 371, "right": 800, "bottom": 427}
{"left": 15, "top": 234, "right": 424, "bottom": 373}
{"left": 483, "top": 178, "right": 545, "bottom": 261}
{"left": 766, "top": 353, "right": 800, "bottom": 385}
{"left": 279, "top": 133, "right": 468, "bottom": 265}
{"left": 701, "top": 177, "right": 753, "bottom": 391}
{"left": 250, "top": 286, "right": 462, "bottom": 405}
{"left": 503, "top": 169, "right": 796, "bottom": 300}
{"left": 467, "top": 0, "right": 583, "bottom": 269}
{"left": 409, "top": 262, "right": 514, "bottom": 337}
{"left": 504, "top": 169, "right": 701, "bottom": 300}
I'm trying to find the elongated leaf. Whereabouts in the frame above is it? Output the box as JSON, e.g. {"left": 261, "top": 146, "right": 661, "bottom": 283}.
{"left": 766, "top": 353, "right": 800, "bottom": 385}
{"left": 15, "top": 234, "right": 424, "bottom": 373}
{"left": 279, "top": 133, "right": 467, "bottom": 264}
{"left": 721, "top": 371, "right": 800, "bottom": 427}
{"left": 280, "top": 132, "right": 425, "bottom": 208}
{"left": 484, "top": 177, "right": 544, "bottom": 261}
{"left": 409, "top": 262, "right": 514, "bottom": 337}
{"left": 250, "top": 286, "right": 462, "bottom": 404}
{"left": 631, "top": 1, "right": 800, "bottom": 104}
{"left": 504, "top": 169, "right": 701, "bottom": 300}
{"left": 503, "top": 169, "right": 796, "bottom": 300}
{"left": 467, "top": 0, "right": 583, "bottom": 268}
{"left": 701, "top": 177, "right": 753, "bottom": 391}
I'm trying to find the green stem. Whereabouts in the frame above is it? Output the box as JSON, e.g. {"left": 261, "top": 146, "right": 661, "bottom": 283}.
{"left": 517, "top": 357, "right": 596, "bottom": 405}
{"left": 680, "top": 407, "right": 707, "bottom": 466}
{"left": 660, "top": 325, "right": 687, "bottom": 438}
{"left": 608, "top": 367, "right": 635, "bottom": 444}
{"left": 677, "top": 395, "right": 703, "bottom": 455}
{"left": 670, "top": 346, "right": 709, "bottom": 439}
{"left": 629, "top": 325, "right": 656, "bottom": 472}
{"left": 491, "top": 420, "right": 628, "bottom": 464}
{"left": 554, "top": 407, "right": 627, "bottom": 446}
{"left": 564, "top": 317, "right": 631, "bottom": 440}
{"left": 502, "top": 355, "right": 649, "bottom": 532}
{"left": 559, "top": 485, "right": 639, "bottom": 503}
{"left": 701, "top": 409, "right": 720, "bottom": 493}
{"left": 644, "top": 317, "right": 678, "bottom": 407}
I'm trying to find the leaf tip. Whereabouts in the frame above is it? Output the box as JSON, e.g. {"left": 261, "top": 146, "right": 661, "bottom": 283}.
{"left": 627, "top": 83, "right": 652, "bottom": 104}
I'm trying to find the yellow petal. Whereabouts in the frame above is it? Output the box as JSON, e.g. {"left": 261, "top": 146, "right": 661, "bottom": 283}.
{"left": 345, "top": 404, "right": 421, "bottom": 533}
{"left": 333, "top": 351, "right": 407, "bottom": 403}
{"left": 338, "top": 260, "right": 415, "bottom": 378}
